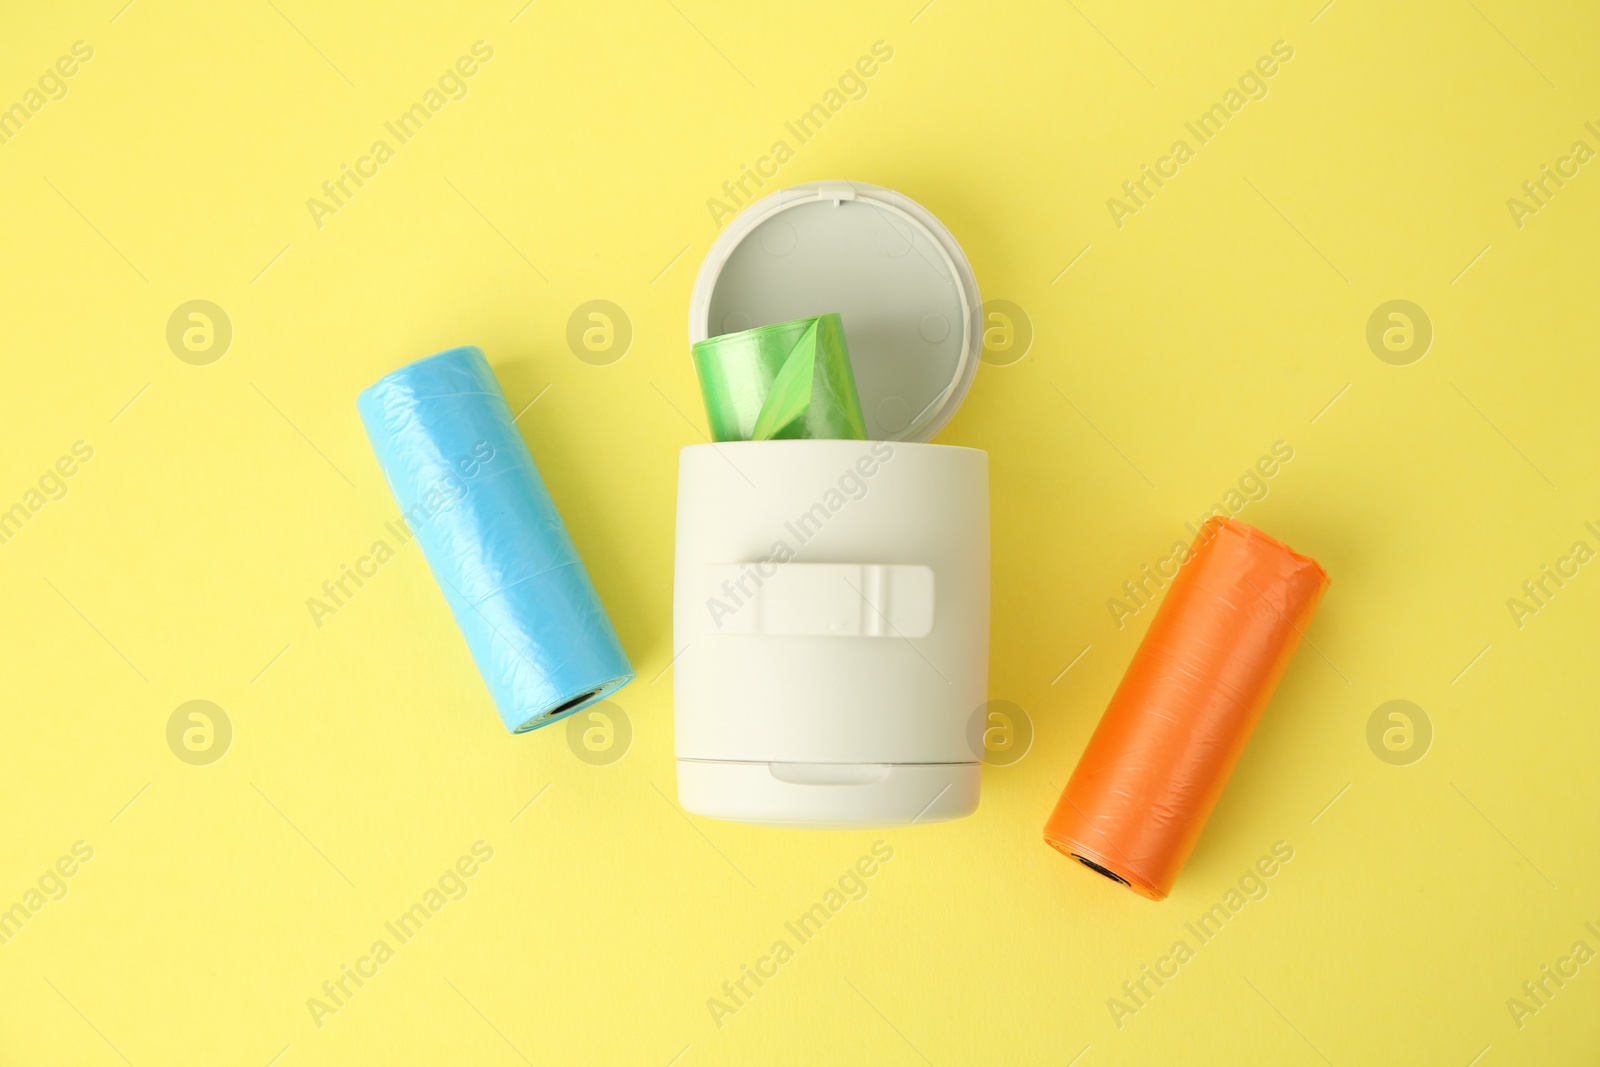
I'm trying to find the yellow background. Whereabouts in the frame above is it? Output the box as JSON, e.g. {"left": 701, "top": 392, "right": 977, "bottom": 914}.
{"left": 2, "top": 0, "right": 1597, "bottom": 1063}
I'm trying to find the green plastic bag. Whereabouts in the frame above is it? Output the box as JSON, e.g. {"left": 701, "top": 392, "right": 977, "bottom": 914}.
{"left": 691, "top": 313, "right": 868, "bottom": 442}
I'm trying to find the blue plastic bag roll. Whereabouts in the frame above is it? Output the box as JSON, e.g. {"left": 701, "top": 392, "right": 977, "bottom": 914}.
{"left": 357, "top": 345, "right": 634, "bottom": 733}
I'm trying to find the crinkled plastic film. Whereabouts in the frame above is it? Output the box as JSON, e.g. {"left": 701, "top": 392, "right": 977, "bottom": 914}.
{"left": 690, "top": 313, "right": 867, "bottom": 442}
{"left": 357, "top": 346, "right": 634, "bottom": 734}
{"left": 1044, "top": 518, "right": 1329, "bottom": 899}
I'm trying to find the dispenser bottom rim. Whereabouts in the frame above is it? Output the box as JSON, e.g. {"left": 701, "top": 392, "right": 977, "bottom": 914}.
{"left": 676, "top": 758, "right": 979, "bottom": 828}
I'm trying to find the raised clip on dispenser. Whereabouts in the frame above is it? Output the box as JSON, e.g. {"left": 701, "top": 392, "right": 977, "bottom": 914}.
{"left": 674, "top": 181, "right": 988, "bottom": 827}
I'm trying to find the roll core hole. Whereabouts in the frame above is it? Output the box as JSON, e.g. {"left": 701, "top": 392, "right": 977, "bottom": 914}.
{"left": 1072, "top": 854, "right": 1131, "bottom": 887}
{"left": 516, "top": 689, "right": 604, "bottom": 732}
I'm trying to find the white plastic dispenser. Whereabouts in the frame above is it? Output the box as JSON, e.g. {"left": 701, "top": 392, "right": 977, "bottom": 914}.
{"left": 674, "top": 181, "right": 990, "bottom": 828}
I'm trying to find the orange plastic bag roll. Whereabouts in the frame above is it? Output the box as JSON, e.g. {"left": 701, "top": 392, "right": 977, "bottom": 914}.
{"left": 1044, "top": 518, "right": 1329, "bottom": 900}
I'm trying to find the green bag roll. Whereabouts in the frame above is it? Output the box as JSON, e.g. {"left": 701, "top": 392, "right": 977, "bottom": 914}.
{"left": 690, "top": 313, "right": 868, "bottom": 442}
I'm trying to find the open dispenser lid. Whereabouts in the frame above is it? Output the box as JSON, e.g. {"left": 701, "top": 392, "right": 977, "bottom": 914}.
{"left": 689, "top": 181, "right": 982, "bottom": 443}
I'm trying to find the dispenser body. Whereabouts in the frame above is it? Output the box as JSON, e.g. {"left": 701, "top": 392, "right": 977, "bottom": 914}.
{"left": 673, "top": 439, "right": 989, "bottom": 827}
